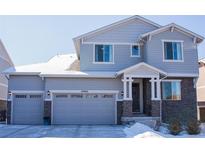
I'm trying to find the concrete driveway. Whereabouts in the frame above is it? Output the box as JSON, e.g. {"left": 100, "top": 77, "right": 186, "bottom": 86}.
{"left": 0, "top": 124, "right": 126, "bottom": 138}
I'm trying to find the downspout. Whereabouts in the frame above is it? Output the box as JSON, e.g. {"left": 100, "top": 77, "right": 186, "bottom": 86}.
{"left": 159, "top": 74, "right": 168, "bottom": 123}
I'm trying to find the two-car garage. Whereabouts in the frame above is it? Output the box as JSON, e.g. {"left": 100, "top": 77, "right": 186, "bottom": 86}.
{"left": 52, "top": 93, "right": 116, "bottom": 124}
{"left": 11, "top": 91, "right": 117, "bottom": 125}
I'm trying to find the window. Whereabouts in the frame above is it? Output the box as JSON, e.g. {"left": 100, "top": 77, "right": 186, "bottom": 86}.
{"left": 163, "top": 41, "right": 183, "bottom": 61}
{"left": 131, "top": 45, "right": 140, "bottom": 57}
{"left": 71, "top": 94, "right": 83, "bottom": 98}
{"left": 55, "top": 94, "right": 68, "bottom": 98}
{"left": 30, "top": 95, "right": 42, "bottom": 98}
{"left": 162, "top": 81, "right": 181, "bottom": 100}
{"left": 15, "top": 95, "right": 27, "bottom": 98}
{"left": 102, "top": 94, "right": 114, "bottom": 98}
{"left": 94, "top": 44, "right": 113, "bottom": 63}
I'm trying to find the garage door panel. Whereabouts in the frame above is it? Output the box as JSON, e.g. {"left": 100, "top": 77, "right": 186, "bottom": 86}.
{"left": 13, "top": 94, "right": 44, "bottom": 125}
{"left": 53, "top": 93, "right": 116, "bottom": 125}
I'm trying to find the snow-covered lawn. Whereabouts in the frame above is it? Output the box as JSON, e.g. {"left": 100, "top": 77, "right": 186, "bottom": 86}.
{"left": 124, "top": 122, "right": 205, "bottom": 138}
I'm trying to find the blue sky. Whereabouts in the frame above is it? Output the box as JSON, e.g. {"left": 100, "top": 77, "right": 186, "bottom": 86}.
{"left": 0, "top": 15, "right": 204, "bottom": 65}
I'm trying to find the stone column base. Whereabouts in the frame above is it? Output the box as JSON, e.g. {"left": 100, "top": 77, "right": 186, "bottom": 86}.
{"left": 151, "top": 100, "right": 160, "bottom": 117}
{"left": 122, "top": 100, "right": 133, "bottom": 117}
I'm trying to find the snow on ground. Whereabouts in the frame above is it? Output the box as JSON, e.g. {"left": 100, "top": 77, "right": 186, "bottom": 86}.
{"left": 124, "top": 122, "right": 205, "bottom": 138}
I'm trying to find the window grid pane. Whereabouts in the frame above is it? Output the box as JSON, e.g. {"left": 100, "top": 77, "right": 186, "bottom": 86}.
{"left": 164, "top": 42, "right": 182, "bottom": 60}
{"left": 95, "top": 45, "right": 113, "bottom": 62}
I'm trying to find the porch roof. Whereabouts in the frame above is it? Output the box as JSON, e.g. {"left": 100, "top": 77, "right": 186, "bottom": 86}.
{"left": 116, "top": 62, "right": 167, "bottom": 77}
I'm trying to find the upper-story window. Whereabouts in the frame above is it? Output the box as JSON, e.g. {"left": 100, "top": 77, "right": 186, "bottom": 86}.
{"left": 131, "top": 45, "right": 140, "bottom": 57}
{"left": 163, "top": 40, "right": 183, "bottom": 62}
{"left": 94, "top": 44, "right": 114, "bottom": 64}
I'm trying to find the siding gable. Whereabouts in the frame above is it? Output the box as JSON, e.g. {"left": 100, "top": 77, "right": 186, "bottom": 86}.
{"left": 145, "top": 29, "right": 199, "bottom": 74}
{"left": 84, "top": 19, "right": 158, "bottom": 43}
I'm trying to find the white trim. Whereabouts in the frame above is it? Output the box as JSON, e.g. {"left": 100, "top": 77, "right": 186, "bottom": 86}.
{"left": 83, "top": 42, "right": 140, "bottom": 45}
{"left": 93, "top": 44, "right": 114, "bottom": 64}
{"left": 117, "top": 62, "right": 167, "bottom": 76}
{"left": 0, "top": 83, "right": 8, "bottom": 88}
{"left": 167, "top": 73, "right": 199, "bottom": 77}
{"left": 161, "top": 79, "right": 182, "bottom": 82}
{"left": 50, "top": 90, "right": 119, "bottom": 94}
{"left": 162, "top": 40, "right": 184, "bottom": 63}
{"left": 130, "top": 44, "right": 141, "bottom": 57}
{"left": 11, "top": 93, "right": 13, "bottom": 124}
{"left": 10, "top": 90, "right": 44, "bottom": 94}
{"left": 0, "top": 55, "right": 13, "bottom": 66}
{"left": 141, "top": 23, "right": 204, "bottom": 42}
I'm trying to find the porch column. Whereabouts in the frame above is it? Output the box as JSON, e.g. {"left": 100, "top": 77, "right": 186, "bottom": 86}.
{"left": 150, "top": 76, "right": 161, "bottom": 100}
{"left": 128, "top": 77, "right": 133, "bottom": 99}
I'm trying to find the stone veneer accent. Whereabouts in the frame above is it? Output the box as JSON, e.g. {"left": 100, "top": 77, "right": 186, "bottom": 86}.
{"left": 117, "top": 101, "right": 123, "bottom": 124}
{"left": 162, "top": 78, "right": 197, "bottom": 124}
{"left": 151, "top": 100, "right": 160, "bottom": 117}
{"left": 44, "top": 101, "right": 51, "bottom": 124}
{"left": 122, "top": 100, "right": 133, "bottom": 117}
{"left": 0, "top": 100, "right": 7, "bottom": 121}
{"left": 6, "top": 101, "right": 11, "bottom": 124}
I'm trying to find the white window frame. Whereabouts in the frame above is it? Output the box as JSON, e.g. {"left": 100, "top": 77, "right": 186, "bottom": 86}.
{"left": 93, "top": 44, "right": 114, "bottom": 64}
{"left": 162, "top": 79, "right": 182, "bottom": 101}
{"left": 162, "top": 40, "right": 184, "bottom": 62}
{"left": 130, "top": 44, "right": 140, "bottom": 57}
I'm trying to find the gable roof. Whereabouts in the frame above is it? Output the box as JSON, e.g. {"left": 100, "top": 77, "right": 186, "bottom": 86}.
{"left": 140, "top": 23, "right": 204, "bottom": 43}
{"left": 116, "top": 62, "right": 167, "bottom": 76}
{"left": 73, "top": 15, "right": 162, "bottom": 58}
{"left": 0, "top": 39, "right": 14, "bottom": 66}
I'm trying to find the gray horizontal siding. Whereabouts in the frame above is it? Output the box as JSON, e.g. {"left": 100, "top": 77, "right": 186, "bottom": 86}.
{"left": 84, "top": 19, "right": 157, "bottom": 43}
{"left": 0, "top": 85, "right": 7, "bottom": 100}
{"left": 80, "top": 44, "right": 143, "bottom": 71}
{"left": 8, "top": 75, "right": 44, "bottom": 91}
{"left": 45, "top": 77, "right": 122, "bottom": 91}
{"left": 146, "top": 30, "right": 199, "bottom": 74}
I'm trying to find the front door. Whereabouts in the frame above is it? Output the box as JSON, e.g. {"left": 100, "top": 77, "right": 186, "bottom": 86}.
{"left": 132, "top": 83, "right": 140, "bottom": 113}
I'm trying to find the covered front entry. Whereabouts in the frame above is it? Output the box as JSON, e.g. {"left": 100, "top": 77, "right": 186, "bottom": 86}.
{"left": 52, "top": 92, "right": 117, "bottom": 125}
{"left": 117, "top": 62, "right": 167, "bottom": 117}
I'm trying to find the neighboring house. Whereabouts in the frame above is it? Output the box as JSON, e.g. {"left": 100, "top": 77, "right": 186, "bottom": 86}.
{"left": 0, "top": 40, "right": 14, "bottom": 121}
{"left": 4, "top": 16, "right": 204, "bottom": 125}
{"left": 197, "top": 59, "right": 205, "bottom": 122}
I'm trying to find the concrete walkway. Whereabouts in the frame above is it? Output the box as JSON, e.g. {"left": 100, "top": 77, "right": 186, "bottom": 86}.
{"left": 0, "top": 124, "right": 126, "bottom": 138}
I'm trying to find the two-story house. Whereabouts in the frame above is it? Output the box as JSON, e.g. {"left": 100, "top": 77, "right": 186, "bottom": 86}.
{"left": 0, "top": 40, "right": 14, "bottom": 121}
{"left": 4, "top": 16, "right": 204, "bottom": 125}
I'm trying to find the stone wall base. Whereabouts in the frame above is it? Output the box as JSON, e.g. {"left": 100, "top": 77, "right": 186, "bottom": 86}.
{"left": 151, "top": 101, "right": 160, "bottom": 117}
{"left": 0, "top": 100, "right": 7, "bottom": 121}
{"left": 44, "top": 101, "right": 51, "bottom": 125}
{"left": 122, "top": 100, "right": 133, "bottom": 117}
{"left": 6, "top": 101, "right": 11, "bottom": 124}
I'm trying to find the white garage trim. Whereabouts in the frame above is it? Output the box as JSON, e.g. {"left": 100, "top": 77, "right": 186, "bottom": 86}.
{"left": 10, "top": 90, "right": 44, "bottom": 94}
{"left": 9, "top": 90, "right": 44, "bottom": 124}
{"left": 50, "top": 90, "right": 119, "bottom": 125}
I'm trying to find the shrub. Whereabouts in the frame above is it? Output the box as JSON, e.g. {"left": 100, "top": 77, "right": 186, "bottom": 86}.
{"left": 168, "top": 120, "right": 182, "bottom": 135}
{"left": 186, "top": 120, "right": 201, "bottom": 135}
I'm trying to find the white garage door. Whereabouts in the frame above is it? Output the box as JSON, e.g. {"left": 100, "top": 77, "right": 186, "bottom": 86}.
{"left": 53, "top": 93, "right": 116, "bottom": 125}
{"left": 13, "top": 94, "right": 44, "bottom": 125}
